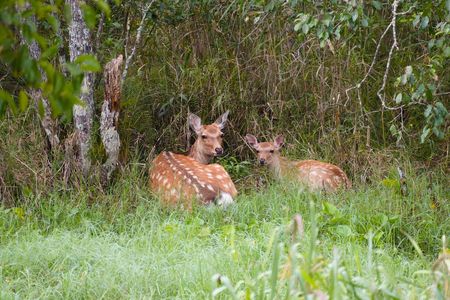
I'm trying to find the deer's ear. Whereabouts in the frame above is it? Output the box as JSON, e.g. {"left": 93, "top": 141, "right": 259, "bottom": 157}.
{"left": 273, "top": 135, "right": 284, "bottom": 149}
{"left": 245, "top": 134, "right": 258, "bottom": 148}
{"left": 188, "top": 113, "right": 202, "bottom": 134}
{"left": 214, "top": 110, "right": 229, "bottom": 129}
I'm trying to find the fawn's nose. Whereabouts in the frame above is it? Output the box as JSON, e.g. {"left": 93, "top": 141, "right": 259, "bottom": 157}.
{"left": 259, "top": 158, "right": 266, "bottom": 165}
{"left": 215, "top": 147, "right": 223, "bottom": 155}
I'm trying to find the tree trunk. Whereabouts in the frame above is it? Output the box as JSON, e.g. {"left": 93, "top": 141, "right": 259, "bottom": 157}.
{"left": 100, "top": 55, "right": 123, "bottom": 184}
{"left": 18, "top": 4, "right": 60, "bottom": 151}
{"left": 66, "top": 0, "right": 95, "bottom": 176}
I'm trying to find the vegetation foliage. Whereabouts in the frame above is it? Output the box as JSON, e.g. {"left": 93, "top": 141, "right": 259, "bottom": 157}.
{"left": 0, "top": 0, "right": 449, "bottom": 298}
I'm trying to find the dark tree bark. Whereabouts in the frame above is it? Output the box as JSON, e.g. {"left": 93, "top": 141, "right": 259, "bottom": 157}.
{"left": 66, "top": 0, "right": 95, "bottom": 176}
{"left": 100, "top": 55, "right": 123, "bottom": 184}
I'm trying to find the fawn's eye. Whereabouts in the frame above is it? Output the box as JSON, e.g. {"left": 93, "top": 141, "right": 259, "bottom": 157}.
{"left": 256, "top": 150, "right": 260, "bottom": 153}
{"left": 201, "top": 135, "right": 207, "bottom": 139}
{"left": 270, "top": 150, "right": 274, "bottom": 153}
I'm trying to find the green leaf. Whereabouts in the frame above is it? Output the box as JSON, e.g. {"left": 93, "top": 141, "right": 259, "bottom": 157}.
{"left": 323, "top": 201, "right": 339, "bottom": 216}
{"left": 424, "top": 105, "right": 432, "bottom": 117}
{"left": 0, "top": 90, "right": 16, "bottom": 115}
{"left": 322, "top": 15, "right": 332, "bottom": 27}
{"left": 432, "top": 126, "right": 444, "bottom": 139}
{"left": 335, "top": 225, "right": 353, "bottom": 238}
{"left": 334, "top": 25, "right": 341, "bottom": 40}
{"left": 389, "top": 124, "right": 399, "bottom": 138}
{"left": 302, "top": 23, "right": 309, "bottom": 34}
{"left": 412, "top": 15, "right": 420, "bottom": 27}
{"left": 401, "top": 74, "right": 407, "bottom": 85}
{"left": 435, "top": 102, "right": 448, "bottom": 115}
{"left": 351, "top": 10, "right": 358, "bottom": 22}
{"left": 18, "top": 90, "right": 28, "bottom": 112}
{"left": 0, "top": 89, "right": 18, "bottom": 114}
{"left": 420, "top": 16, "right": 429, "bottom": 29}
{"left": 371, "top": 0, "right": 382, "bottom": 10}
{"left": 46, "top": 14, "right": 59, "bottom": 33}
{"left": 81, "top": 4, "right": 97, "bottom": 29}
{"left": 94, "top": 0, "right": 111, "bottom": 17}
{"left": 420, "top": 127, "right": 430, "bottom": 143}
{"left": 405, "top": 65, "right": 413, "bottom": 77}
{"left": 444, "top": 47, "right": 450, "bottom": 57}
{"left": 361, "top": 18, "right": 368, "bottom": 27}
{"left": 40, "top": 43, "right": 59, "bottom": 60}
{"left": 74, "top": 54, "right": 101, "bottom": 72}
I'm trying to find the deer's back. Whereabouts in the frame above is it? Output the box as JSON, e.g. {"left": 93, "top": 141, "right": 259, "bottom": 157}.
{"left": 292, "top": 159, "right": 351, "bottom": 192}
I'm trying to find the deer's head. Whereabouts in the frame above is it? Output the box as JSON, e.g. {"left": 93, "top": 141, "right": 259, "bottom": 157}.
{"left": 245, "top": 134, "right": 284, "bottom": 166}
{"left": 188, "top": 111, "right": 229, "bottom": 161}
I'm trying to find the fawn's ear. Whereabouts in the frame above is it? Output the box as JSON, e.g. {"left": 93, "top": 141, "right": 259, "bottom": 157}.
{"left": 245, "top": 134, "right": 258, "bottom": 149}
{"left": 188, "top": 113, "right": 202, "bottom": 134}
{"left": 273, "top": 135, "right": 284, "bottom": 149}
{"left": 214, "top": 110, "right": 229, "bottom": 130}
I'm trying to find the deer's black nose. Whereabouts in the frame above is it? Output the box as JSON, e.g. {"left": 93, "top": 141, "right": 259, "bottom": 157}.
{"left": 259, "top": 158, "right": 266, "bottom": 165}
{"left": 215, "top": 147, "right": 223, "bottom": 155}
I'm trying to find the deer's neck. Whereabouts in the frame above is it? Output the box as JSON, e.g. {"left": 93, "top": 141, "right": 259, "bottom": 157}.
{"left": 268, "top": 155, "right": 291, "bottom": 179}
{"left": 188, "top": 140, "right": 212, "bottom": 164}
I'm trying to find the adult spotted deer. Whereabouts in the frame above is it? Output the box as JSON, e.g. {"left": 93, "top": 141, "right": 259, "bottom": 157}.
{"left": 245, "top": 134, "right": 351, "bottom": 192}
{"left": 149, "top": 112, "right": 237, "bottom": 208}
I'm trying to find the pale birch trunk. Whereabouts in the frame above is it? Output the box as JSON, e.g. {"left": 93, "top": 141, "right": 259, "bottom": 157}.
{"left": 66, "top": 0, "right": 95, "bottom": 176}
{"left": 100, "top": 55, "right": 123, "bottom": 184}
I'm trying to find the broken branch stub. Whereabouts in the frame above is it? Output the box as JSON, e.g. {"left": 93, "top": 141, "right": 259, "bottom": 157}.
{"left": 100, "top": 55, "right": 123, "bottom": 184}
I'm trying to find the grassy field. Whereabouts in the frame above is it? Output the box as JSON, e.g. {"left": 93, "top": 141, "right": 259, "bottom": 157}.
{"left": 0, "top": 165, "right": 448, "bottom": 299}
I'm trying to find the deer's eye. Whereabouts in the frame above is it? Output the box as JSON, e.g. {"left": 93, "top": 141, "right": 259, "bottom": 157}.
{"left": 256, "top": 150, "right": 260, "bottom": 153}
{"left": 201, "top": 135, "right": 207, "bottom": 139}
{"left": 270, "top": 150, "right": 274, "bottom": 153}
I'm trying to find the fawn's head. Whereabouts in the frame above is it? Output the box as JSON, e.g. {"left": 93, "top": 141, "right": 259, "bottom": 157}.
{"left": 245, "top": 134, "right": 284, "bottom": 166}
{"left": 189, "top": 111, "right": 229, "bottom": 159}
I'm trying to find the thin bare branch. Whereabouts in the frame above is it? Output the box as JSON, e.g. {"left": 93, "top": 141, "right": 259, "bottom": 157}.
{"left": 122, "top": 0, "right": 155, "bottom": 83}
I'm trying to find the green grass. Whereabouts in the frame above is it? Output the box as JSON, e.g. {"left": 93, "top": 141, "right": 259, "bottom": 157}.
{"left": 0, "top": 166, "right": 448, "bottom": 299}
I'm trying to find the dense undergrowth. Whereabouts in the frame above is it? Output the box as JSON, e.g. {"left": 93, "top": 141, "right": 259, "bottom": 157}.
{"left": 0, "top": 163, "right": 448, "bottom": 299}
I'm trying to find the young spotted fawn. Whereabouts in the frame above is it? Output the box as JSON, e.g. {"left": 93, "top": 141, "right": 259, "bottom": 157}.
{"left": 245, "top": 134, "right": 351, "bottom": 192}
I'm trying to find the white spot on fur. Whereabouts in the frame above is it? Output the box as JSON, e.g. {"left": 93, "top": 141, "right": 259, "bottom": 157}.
{"left": 216, "top": 175, "right": 223, "bottom": 180}
{"left": 207, "top": 184, "right": 214, "bottom": 192}
{"left": 193, "top": 185, "right": 200, "bottom": 193}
